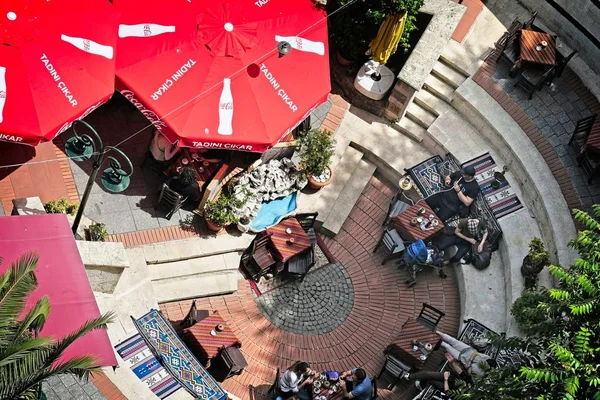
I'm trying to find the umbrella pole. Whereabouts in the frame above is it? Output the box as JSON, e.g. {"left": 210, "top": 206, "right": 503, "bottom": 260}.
{"left": 365, "top": 60, "right": 383, "bottom": 81}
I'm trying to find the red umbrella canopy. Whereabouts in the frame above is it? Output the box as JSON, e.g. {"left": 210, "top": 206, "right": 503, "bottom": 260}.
{"left": 115, "top": 0, "right": 330, "bottom": 153}
{"left": 0, "top": 0, "right": 118, "bottom": 146}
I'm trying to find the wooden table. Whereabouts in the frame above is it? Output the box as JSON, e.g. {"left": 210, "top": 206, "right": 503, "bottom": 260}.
{"left": 518, "top": 29, "right": 556, "bottom": 66}
{"left": 391, "top": 201, "right": 444, "bottom": 243}
{"left": 310, "top": 376, "right": 345, "bottom": 400}
{"left": 266, "top": 218, "right": 312, "bottom": 262}
{"left": 584, "top": 117, "right": 600, "bottom": 153}
{"left": 170, "top": 148, "right": 222, "bottom": 190}
{"left": 387, "top": 320, "right": 441, "bottom": 370}
{"left": 181, "top": 310, "right": 241, "bottom": 364}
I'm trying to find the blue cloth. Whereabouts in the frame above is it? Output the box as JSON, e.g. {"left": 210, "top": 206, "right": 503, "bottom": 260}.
{"left": 250, "top": 193, "right": 297, "bottom": 232}
{"left": 350, "top": 369, "right": 373, "bottom": 400}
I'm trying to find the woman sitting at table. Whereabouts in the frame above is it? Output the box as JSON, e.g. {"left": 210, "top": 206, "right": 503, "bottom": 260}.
{"left": 167, "top": 167, "right": 200, "bottom": 202}
{"left": 149, "top": 129, "right": 179, "bottom": 165}
{"left": 279, "top": 361, "right": 314, "bottom": 400}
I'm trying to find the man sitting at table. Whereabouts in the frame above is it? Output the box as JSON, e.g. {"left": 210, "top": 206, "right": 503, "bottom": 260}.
{"left": 339, "top": 368, "right": 373, "bottom": 400}
{"left": 436, "top": 218, "right": 488, "bottom": 265}
{"left": 425, "top": 166, "right": 480, "bottom": 221}
{"left": 167, "top": 167, "right": 200, "bottom": 202}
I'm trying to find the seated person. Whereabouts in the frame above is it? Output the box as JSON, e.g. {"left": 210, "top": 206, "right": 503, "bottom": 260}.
{"left": 279, "top": 361, "right": 314, "bottom": 400}
{"left": 403, "top": 370, "right": 455, "bottom": 394}
{"left": 435, "top": 218, "right": 488, "bottom": 265}
{"left": 167, "top": 167, "right": 200, "bottom": 202}
{"left": 149, "top": 129, "right": 179, "bottom": 163}
{"left": 339, "top": 368, "right": 372, "bottom": 400}
{"left": 436, "top": 330, "right": 496, "bottom": 378}
{"left": 425, "top": 166, "right": 480, "bottom": 221}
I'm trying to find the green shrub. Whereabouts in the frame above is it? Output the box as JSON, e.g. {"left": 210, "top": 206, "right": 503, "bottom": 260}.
{"left": 525, "top": 237, "right": 550, "bottom": 273}
{"left": 88, "top": 223, "right": 108, "bottom": 242}
{"left": 510, "top": 288, "right": 552, "bottom": 336}
{"left": 44, "top": 197, "right": 79, "bottom": 216}
{"left": 204, "top": 195, "right": 238, "bottom": 226}
{"left": 298, "top": 129, "right": 334, "bottom": 176}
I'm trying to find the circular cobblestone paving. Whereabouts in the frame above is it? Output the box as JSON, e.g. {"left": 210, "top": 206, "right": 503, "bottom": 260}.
{"left": 255, "top": 262, "right": 354, "bottom": 335}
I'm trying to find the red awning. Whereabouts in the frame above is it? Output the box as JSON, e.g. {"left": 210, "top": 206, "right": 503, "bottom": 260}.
{"left": 114, "top": 0, "right": 330, "bottom": 153}
{"left": 0, "top": 214, "right": 117, "bottom": 367}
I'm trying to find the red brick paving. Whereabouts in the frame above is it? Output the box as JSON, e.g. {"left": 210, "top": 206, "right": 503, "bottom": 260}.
{"left": 0, "top": 139, "right": 79, "bottom": 215}
{"left": 160, "top": 175, "right": 460, "bottom": 400}
{"left": 451, "top": 0, "right": 484, "bottom": 43}
{"left": 473, "top": 48, "right": 584, "bottom": 212}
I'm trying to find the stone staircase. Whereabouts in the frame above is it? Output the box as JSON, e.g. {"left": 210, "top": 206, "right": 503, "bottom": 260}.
{"left": 394, "top": 41, "right": 474, "bottom": 142}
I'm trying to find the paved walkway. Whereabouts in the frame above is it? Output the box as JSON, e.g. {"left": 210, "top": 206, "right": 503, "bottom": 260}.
{"left": 161, "top": 175, "right": 460, "bottom": 400}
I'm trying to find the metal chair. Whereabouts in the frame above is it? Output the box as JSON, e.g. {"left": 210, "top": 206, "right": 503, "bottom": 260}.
{"left": 416, "top": 303, "right": 445, "bottom": 332}
{"left": 295, "top": 212, "right": 318, "bottom": 244}
{"left": 514, "top": 65, "right": 556, "bottom": 100}
{"left": 377, "top": 354, "right": 411, "bottom": 390}
{"left": 383, "top": 189, "right": 411, "bottom": 226}
{"left": 568, "top": 114, "right": 597, "bottom": 154}
{"left": 240, "top": 233, "right": 277, "bottom": 282}
{"left": 156, "top": 183, "right": 187, "bottom": 220}
{"left": 267, "top": 368, "right": 281, "bottom": 400}
{"left": 286, "top": 246, "right": 316, "bottom": 280}
{"left": 182, "top": 300, "right": 210, "bottom": 328}
{"left": 373, "top": 228, "right": 406, "bottom": 265}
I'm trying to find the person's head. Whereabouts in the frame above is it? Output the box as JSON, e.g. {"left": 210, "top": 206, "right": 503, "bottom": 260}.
{"left": 179, "top": 167, "right": 198, "bottom": 186}
{"left": 290, "top": 361, "right": 311, "bottom": 376}
{"left": 352, "top": 368, "right": 367, "bottom": 384}
{"left": 462, "top": 166, "right": 476, "bottom": 182}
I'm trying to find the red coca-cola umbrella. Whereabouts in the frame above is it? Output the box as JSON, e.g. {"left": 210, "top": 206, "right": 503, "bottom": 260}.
{"left": 0, "top": 0, "right": 118, "bottom": 146}
{"left": 115, "top": 0, "right": 330, "bottom": 153}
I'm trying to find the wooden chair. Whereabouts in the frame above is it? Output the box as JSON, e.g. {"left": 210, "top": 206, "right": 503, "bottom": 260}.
{"left": 267, "top": 368, "right": 281, "bottom": 400}
{"left": 523, "top": 11, "right": 538, "bottom": 30}
{"left": 554, "top": 50, "right": 577, "bottom": 79}
{"left": 207, "top": 346, "right": 248, "bottom": 382}
{"left": 383, "top": 189, "right": 411, "bottom": 226}
{"left": 373, "top": 228, "right": 406, "bottom": 265}
{"left": 182, "top": 300, "right": 210, "bottom": 328}
{"left": 241, "top": 233, "right": 277, "bottom": 282}
{"left": 500, "top": 30, "right": 521, "bottom": 70}
{"left": 416, "top": 303, "right": 445, "bottom": 332}
{"left": 493, "top": 19, "right": 522, "bottom": 61}
{"left": 377, "top": 354, "right": 411, "bottom": 390}
{"left": 579, "top": 151, "right": 600, "bottom": 184}
{"left": 514, "top": 65, "right": 556, "bottom": 100}
{"left": 156, "top": 183, "right": 187, "bottom": 220}
{"left": 295, "top": 212, "right": 318, "bottom": 244}
{"left": 286, "top": 246, "right": 316, "bottom": 281}
{"left": 568, "top": 115, "right": 597, "bottom": 155}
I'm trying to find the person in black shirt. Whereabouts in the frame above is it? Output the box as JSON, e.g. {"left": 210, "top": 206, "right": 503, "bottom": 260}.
{"left": 167, "top": 167, "right": 200, "bottom": 202}
{"left": 425, "top": 166, "right": 480, "bottom": 221}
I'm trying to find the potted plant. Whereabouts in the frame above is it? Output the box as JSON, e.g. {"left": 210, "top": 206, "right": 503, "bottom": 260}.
{"left": 44, "top": 197, "right": 79, "bottom": 216}
{"left": 510, "top": 288, "right": 552, "bottom": 336}
{"left": 298, "top": 129, "right": 335, "bottom": 190}
{"left": 521, "top": 237, "right": 550, "bottom": 278}
{"left": 237, "top": 215, "right": 251, "bottom": 233}
{"left": 204, "top": 195, "right": 238, "bottom": 233}
{"left": 88, "top": 223, "right": 108, "bottom": 242}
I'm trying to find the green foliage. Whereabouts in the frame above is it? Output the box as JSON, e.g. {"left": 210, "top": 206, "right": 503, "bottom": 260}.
{"left": 510, "top": 289, "right": 552, "bottom": 336}
{"left": 453, "top": 207, "right": 600, "bottom": 399}
{"left": 331, "top": 0, "right": 425, "bottom": 59}
{"left": 524, "top": 237, "right": 550, "bottom": 273}
{"left": 298, "top": 129, "right": 335, "bottom": 177}
{"left": 88, "top": 223, "right": 108, "bottom": 242}
{"left": 204, "top": 195, "right": 238, "bottom": 226}
{"left": 43, "top": 197, "right": 79, "bottom": 216}
{"left": 0, "top": 253, "right": 115, "bottom": 399}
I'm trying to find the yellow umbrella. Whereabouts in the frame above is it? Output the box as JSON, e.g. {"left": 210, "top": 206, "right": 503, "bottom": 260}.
{"left": 368, "top": 12, "right": 407, "bottom": 64}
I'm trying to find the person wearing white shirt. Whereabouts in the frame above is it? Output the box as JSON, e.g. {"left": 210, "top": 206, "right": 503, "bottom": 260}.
{"left": 279, "top": 361, "right": 313, "bottom": 400}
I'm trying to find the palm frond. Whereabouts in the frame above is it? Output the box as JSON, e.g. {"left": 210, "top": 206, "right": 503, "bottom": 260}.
{"left": 7, "top": 296, "right": 50, "bottom": 345}
{"left": 0, "top": 253, "right": 40, "bottom": 335}
{"left": 0, "top": 336, "right": 54, "bottom": 369}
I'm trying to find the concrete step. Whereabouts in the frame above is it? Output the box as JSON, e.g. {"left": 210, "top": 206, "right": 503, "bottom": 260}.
{"left": 393, "top": 117, "right": 427, "bottom": 143}
{"left": 423, "top": 74, "right": 455, "bottom": 104}
{"left": 321, "top": 159, "right": 377, "bottom": 237}
{"left": 406, "top": 101, "right": 437, "bottom": 129}
{"left": 314, "top": 147, "right": 364, "bottom": 225}
{"left": 431, "top": 60, "right": 469, "bottom": 89}
{"left": 148, "top": 252, "right": 240, "bottom": 303}
{"left": 439, "top": 39, "right": 478, "bottom": 77}
{"left": 413, "top": 89, "right": 452, "bottom": 117}
{"left": 141, "top": 235, "right": 252, "bottom": 264}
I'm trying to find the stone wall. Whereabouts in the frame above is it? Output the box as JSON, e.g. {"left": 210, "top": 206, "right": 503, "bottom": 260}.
{"left": 76, "top": 241, "right": 129, "bottom": 294}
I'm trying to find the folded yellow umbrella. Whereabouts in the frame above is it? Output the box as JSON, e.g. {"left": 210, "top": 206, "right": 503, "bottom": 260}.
{"left": 368, "top": 12, "right": 407, "bottom": 64}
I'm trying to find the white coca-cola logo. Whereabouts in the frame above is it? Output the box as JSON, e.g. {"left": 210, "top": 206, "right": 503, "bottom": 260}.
{"left": 220, "top": 102, "right": 233, "bottom": 110}
{"left": 121, "top": 90, "right": 167, "bottom": 128}
{"left": 0, "top": 90, "right": 5, "bottom": 99}
{"left": 83, "top": 39, "right": 91, "bottom": 52}
{"left": 54, "top": 100, "right": 104, "bottom": 137}
{"left": 0, "top": 134, "right": 23, "bottom": 142}
{"left": 295, "top": 38, "right": 303, "bottom": 50}
{"left": 143, "top": 24, "right": 152, "bottom": 36}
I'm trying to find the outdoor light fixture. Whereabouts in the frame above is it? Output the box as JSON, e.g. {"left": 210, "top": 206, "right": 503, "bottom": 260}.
{"left": 66, "top": 120, "right": 134, "bottom": 235}
{"left": 277, "top": 41, "right": 292, "bottom": 58}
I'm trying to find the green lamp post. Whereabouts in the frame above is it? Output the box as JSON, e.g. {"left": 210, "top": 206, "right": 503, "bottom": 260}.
{"left": 65, "top": 120, "right": 133, "bottom": 235}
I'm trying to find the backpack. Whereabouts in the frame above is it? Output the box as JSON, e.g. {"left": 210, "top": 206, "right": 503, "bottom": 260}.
{"left": 471, "top": 243, "right": 492, "bottom": 270}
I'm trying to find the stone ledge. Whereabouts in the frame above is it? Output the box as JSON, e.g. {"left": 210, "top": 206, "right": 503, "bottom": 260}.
{"left": 454, "top": 78, "right": 578, "bottom": 270}
{"left": 140, "top": 235, "right": 253, "bottom": 264}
